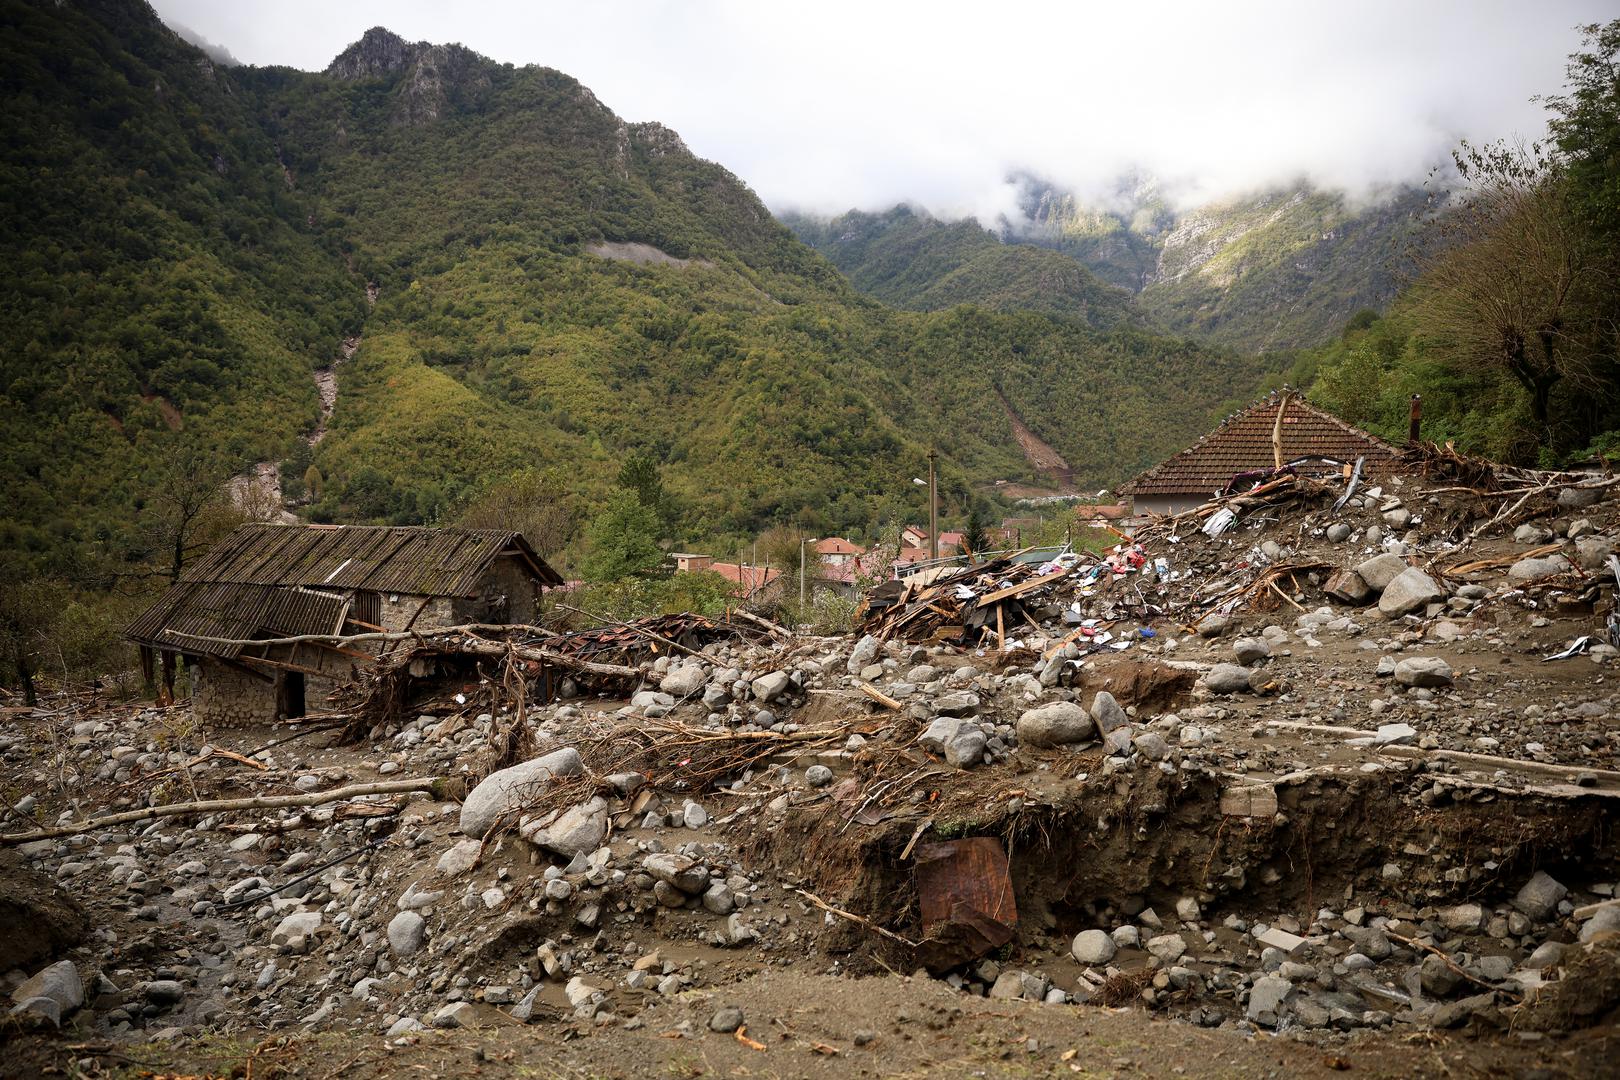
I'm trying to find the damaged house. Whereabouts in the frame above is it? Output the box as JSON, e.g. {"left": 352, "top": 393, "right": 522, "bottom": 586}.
{"left": 1119, "top": 392, "right": 1401, "bottom": 516}
{"left": 125, "top": 524, "right": 563, "bottom": 725}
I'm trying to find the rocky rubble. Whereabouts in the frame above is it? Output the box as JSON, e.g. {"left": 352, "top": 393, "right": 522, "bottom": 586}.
{"left": 3, "top": 464, "right": 1620, "bottom": 1057}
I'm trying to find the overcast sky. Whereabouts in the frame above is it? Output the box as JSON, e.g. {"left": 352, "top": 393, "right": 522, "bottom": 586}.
{"left": 154, "top": 1, "right": 1609, "bottom": 220}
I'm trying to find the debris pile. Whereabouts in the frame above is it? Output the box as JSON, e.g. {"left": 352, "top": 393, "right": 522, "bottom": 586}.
{"left": 3, "top": 456, "right": 1620, "bottom": 1073}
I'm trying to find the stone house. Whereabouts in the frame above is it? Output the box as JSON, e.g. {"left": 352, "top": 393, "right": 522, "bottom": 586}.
{"left": 126, "top": 524, "right": 562, "bottom": 725}
{"left": 1118, "top": 393, "right": 1400, "bottom": 516}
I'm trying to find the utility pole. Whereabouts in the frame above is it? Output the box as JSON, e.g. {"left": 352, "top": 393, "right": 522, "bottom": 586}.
{"left": 799, "top": 536, "right": 818, "bottom": 609}
{"left": 928, "top": 449, "right": 939, "bottom": 563}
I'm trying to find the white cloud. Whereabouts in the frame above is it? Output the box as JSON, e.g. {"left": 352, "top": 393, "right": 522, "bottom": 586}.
{"left": 151, "top": 0, "right": 1610, "bottom": 218}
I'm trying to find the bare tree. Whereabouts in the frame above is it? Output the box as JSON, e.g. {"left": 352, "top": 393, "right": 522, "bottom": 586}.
{"left": 455, "top": 467, "right": 574, "bottom": 560}
{"left": 134, "top": 437, "right": 250, "bottom": 587}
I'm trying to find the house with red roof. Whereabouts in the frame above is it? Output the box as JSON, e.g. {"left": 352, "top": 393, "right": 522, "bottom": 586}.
{"left": 813, "top": 537, "right": 865, "bottom": 566}
{"left": 1118, "top": 392, "right": 1400, "bottom": 516}
{"left": 669, "top": 553, "right": 783, "bottom": 601}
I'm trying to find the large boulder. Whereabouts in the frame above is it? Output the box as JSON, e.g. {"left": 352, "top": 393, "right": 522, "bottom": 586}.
{"left": 845, "top": 634, "right": 881, "bottom": 674}
{"left": 642, "top": 853, "right": 709, "bottom": 894}
{"left": 1393, "top": 656, "right": 1453, "bottom": 688}
{"left": 459, "top": 748, "right": 583, "bottom": 839}
{"left": 9, "top": 960, "right": 82, "bottom": 1015}
{"left": 751, "top": 670, "right": 793, "bottom": 702}
{"left": 659, "top": 664, "right": 708, "bottom": 698}
{"left": 1016, "top": 702, "right": 1095, "bottom": 748}
{"left": 1557, "top": 486, "right": 1602, "bottom": 509}
{"left": 1232, "top": 637, "right": 1272, "bottom": 666}
{"left": 1378, "top": 567, "right": 1443, "bottom": 616}
{"left": 1071, "top": 929, "right": 1116, "bottom": 965}
{"left": 920, "top": 716, "right": 988, "bottom": 768}
{"left": 1324, "top": 569, "right": 1371, "bottom": 604}
{"left": 1202, "top": 663, "right": 1253, "bottom": 694}
{"left": 1512, "top": 871, "right": 1568, "bottom": 921}
{"left": 1575, "top": 537, "right": 1616, "bottom": 572}
{"left": 933, "top": 691, "right": 981, "bottom": 717}
{"left": 1509, "top": 555, "right": 1571, "bottom": 581}
{"left": 1356, "top": 553, "right": 1410, "bottom": 592}
{"left": 1089, "top": 691, "right": 1128, "bottom": 734}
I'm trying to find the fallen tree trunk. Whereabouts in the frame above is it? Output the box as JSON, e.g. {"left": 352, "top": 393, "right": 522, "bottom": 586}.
{"left": 161, "top": 626, "right": 641, "bottom": 680}
{"left": 0, "top": 777, "right": 448, "bottom": 845}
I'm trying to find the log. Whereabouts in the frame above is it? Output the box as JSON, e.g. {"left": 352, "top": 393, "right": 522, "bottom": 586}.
{"left": 163, "top": 626, "right": 641, "bottom": 679}
{"left": 0, "top": 777, "right": 448, "bottom": 844}
{"left": 856, "top": 681, "right": 903, "bottom": 711}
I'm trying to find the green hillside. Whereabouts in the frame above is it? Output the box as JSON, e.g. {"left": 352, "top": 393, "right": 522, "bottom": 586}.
{"left": 782, "top": 206, "right": 1138, "bottom": 330}
{"left": 1136, "top": 184, "right": 1434, "bottom": 352}
{"left": 801, "top": 178, "right": 1434, "bottom": 354}
{"left": 0, "top": 0, "right": 1276, "bottom": 587}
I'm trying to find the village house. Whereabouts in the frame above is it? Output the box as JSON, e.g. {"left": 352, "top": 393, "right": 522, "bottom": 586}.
{"left": 1118, "top": 392, "right": 1400, "bottom": 516}
{"left": 668, "top": 553, "right": 784, "bottom": 602}
{"left": 813, "top": 537, "right": 865, "bottom": 566}
{"left": 125, "top": 524, "right": 562, "bottom": 725}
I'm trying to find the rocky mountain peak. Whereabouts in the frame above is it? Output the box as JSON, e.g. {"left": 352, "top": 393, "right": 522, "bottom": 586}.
{"left": 326, "top": 27, "right": 419, "bottom": 80}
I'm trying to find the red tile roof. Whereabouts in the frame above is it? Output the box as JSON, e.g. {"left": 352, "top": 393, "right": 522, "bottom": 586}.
{"left": 814, "top": 537, "right": 865, "bottom": 556}
{"left": 1119, "top": 394, "right": 1399, "bottom": 498}
{"left": 709, "top": 562, "right": 782, "bottom": 597}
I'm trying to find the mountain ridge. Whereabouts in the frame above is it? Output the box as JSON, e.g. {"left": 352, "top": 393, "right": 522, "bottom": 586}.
{"left": 788, "top": 176, "right": 1438, "bottom": 352}
{"left": 0, "top": 0, "right": 1276, "bottom": 579}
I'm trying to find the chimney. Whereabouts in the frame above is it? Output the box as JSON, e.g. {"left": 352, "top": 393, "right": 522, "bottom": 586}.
{"left": 1408, "top": 395, "right": 1423, "bottom": 445}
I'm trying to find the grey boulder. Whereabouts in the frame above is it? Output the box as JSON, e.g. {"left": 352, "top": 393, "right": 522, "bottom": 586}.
{"left": 459, "top": 748, "right": 583, "bottom": 839}
{"left": 1089, "top": 691, "right": 1128, "bottom": 734}
{"left": 1016, "top": 702, "right": 1095, "bottom": 748}
{"left": 1202, "top": 663, "right": 1253, "bottom": 694}
{"left": 1378, "top": 567, "right": 1442, "bottom": 616}
{"left": 1355, "top": 553, "right": 1409, "bottom": 592}
{"left": 9, "top": 960, "right": 82, "bottom": 1014}
{"left": 519, "top": 795, "right": 608, "bottom": 857}
{"left": 1393, "top": 656, "right": 1453, "bottom": 688}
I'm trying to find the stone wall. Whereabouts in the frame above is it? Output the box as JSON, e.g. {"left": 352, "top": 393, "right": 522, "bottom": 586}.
{"left": 192, "top": 659, "right": 278, "bottom": 726}
{"left": 379, "top": 594, "right": 455, "bottom": 633}
{"left": 452, "top": 554, "right": 539, "bottom": 625}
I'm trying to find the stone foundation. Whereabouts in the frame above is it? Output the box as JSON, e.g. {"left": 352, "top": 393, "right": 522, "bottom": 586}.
{"left": 192, "top": 660, "right": 278, "bottom": 726}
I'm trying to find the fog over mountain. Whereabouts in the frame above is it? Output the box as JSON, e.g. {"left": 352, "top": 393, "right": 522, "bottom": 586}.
{"left": 152, "top": 1, "right": 1607, "bottom": 221}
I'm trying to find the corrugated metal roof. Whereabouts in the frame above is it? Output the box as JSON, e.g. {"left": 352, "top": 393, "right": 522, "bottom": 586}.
{"left": 180, "top": 524, "right": 563, "bottom": 595}
{"left": 125, "top": 583, "right": 348, "bottom": 658}
{"left": 1119, "top": 394, "right": 1399, "bottom": 497}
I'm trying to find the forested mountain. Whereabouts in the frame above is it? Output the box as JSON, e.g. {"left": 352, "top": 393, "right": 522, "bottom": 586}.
{"left": 790, "top": 178, "right": 1435, "bottom": 353}
{"left": 0, "top": 0, "right": 1277, "bottom": 586}
{"left": 779, "top": 206, "right": 1139, "bottom": 330}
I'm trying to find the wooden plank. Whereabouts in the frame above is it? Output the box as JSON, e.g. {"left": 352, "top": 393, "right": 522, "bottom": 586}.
{"left": 914, "top": 837, "right": 1018, "bottom": 973}
{"left": 976, "top": 569, "right": 1068, "bottom": 606}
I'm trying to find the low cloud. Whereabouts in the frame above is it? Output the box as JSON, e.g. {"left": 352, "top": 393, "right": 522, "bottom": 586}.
{"left": 153, "top": 0, "right": 1609, "bottom": 219}
{"left": 168, "top": 21, "right": 242, "bottom": 66}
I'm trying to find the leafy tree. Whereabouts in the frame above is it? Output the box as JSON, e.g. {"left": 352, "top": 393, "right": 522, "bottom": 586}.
{"left": 963, "top": 503, "right": 990, "bottom": 558}
{"left": 616, "top": 453, "right": 678, "bottom": 535}
{"left": 129, "top": 437, "right": 253, "bottom": 586}
{"left": 454, "top": 466, "right": 574, "bottom": 559}
{"left": 0, "top": 564, "right": 64, "bottom": 706}
{"left": 1410, "top": 141, "right": 1608, "bottom": 448}
{"left": 1545, "top": 21, "right": 1620, "bottom": 246}
{"left": 580, "top": 491, "right": 663, "bottom": 583}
